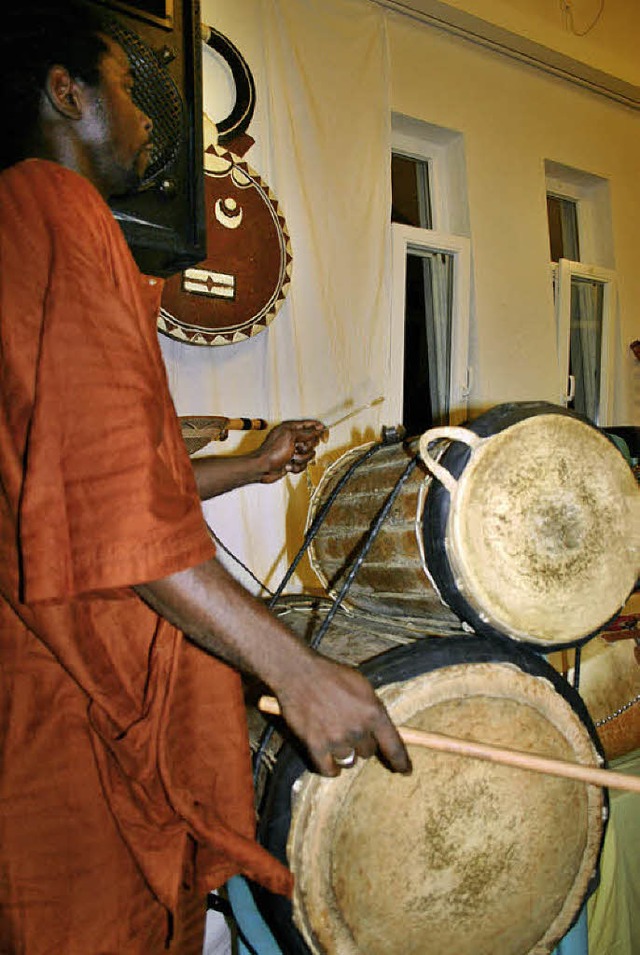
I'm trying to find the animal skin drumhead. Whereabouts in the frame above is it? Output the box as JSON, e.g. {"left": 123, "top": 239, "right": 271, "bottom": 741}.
{"left": 445, "top": 415, "right": 639, "bottom": 645}
{"left": 285, "top": 658, "right": 604, "bottom": 955}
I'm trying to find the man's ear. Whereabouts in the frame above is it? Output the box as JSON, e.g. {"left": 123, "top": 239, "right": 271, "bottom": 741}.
{"left": 45, "top": 65, "right": 84, "bottom": 120}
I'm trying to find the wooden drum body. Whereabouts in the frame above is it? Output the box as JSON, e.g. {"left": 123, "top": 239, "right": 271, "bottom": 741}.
{"left": 307, "top": 440, "right": 462, "bottom": 630}
{"left": 250, "top": 602, "right": 606, "bottom": 955}
{"left": 420, "top": 402, "right": 639, "bottom": 650}
{"left": 549, "top": 594, "right": 640, "bottom": 760}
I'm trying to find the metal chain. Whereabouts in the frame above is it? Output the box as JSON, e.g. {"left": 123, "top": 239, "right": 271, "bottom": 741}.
{"left": 595, "top": 693, "right": 640, "bottom": 727}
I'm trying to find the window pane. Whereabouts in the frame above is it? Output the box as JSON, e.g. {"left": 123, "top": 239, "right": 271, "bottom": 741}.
{"left": 403, "top": 250, "right": 452, "bottom": 435}
{"left": 547, "top": 195, "right": 580, "bottom": 262}
{"left": 391, "top": 154, "right": 432, "bottom": 228}
{"left": 569, "top": 277, "right": 603, "bottom": 422}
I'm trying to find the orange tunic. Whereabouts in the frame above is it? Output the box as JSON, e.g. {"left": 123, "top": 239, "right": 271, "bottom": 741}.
{"left": 0, "top": 160, "right": 292, "bottom": 954}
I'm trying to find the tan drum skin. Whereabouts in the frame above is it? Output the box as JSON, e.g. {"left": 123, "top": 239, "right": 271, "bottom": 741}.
{"left": 309, "top": 413, "right": 639, "bottom": 649}
{"left": 288, "top": 663, "right": 604, "bottom": 955}
{"left": 249, "top": 601, "right": 606, "bottom": 955}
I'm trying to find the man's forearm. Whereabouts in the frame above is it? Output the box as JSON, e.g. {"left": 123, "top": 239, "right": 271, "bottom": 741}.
{"left": 134, "top": 557, "right": 314, "bottom": 689}
{"left": 191, "top": 455, "right": 267, "bottom": 500}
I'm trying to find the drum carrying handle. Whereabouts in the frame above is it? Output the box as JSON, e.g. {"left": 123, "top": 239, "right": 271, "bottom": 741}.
{"left": 419, "top": 426, "right": 484, "bottom": 494}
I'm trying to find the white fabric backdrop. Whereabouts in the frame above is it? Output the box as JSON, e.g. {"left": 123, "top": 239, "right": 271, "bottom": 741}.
{"left": 160, "top": 0, "right": 393, "bottom": 593}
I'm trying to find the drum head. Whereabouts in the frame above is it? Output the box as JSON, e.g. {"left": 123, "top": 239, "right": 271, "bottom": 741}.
{"left": 444, "top": 414, "right": 638, "bottom": 646}
{"left": 256, "top": 638, "right": 605, "bottom": 955}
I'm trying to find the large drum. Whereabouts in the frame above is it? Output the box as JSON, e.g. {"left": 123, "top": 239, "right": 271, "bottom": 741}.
{"left": 308, "top": 404, "right": 638, "bottom": 649}
{"left": 306, "top": 438, "right": 463, "bottom": 630}
{"left": 250, "top": 599, "right": 607, "bottom": 955}
{"left": 419, "top": 402, "right": 639, "bottom": 650}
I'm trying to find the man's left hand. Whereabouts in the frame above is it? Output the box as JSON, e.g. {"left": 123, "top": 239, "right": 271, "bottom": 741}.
{"left": 254, "top": 419, "right": 325, "bottom": 483}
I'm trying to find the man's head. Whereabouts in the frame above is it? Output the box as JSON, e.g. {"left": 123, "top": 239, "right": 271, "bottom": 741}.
{"left": 1, "top": 1, "right": 153, "bottom": 196}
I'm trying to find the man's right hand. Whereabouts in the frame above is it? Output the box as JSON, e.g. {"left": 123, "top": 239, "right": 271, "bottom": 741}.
{"left": 273, "top": 652, "right": 412, "bottom": 777}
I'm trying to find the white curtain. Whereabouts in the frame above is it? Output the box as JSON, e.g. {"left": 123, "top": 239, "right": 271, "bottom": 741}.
{"left": 570, "top": 278, "right": 603, "bottom": 424}
{"left": 160, "top": 0, "right": 392, "bottom": 593}
{"left": 424, "top": 251, "right": 452, "bottom": 425}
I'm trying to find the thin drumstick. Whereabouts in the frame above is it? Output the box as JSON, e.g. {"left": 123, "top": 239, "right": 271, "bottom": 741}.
{"left": 325, "top": 396, "right": 385, "bottom": 429}
{"left": 257, "top": 695, "right": 640, "bottom": 795}
{"left": 183, "top": 401, "right": 380, "bottom": 442}
{"left": 319, "top": 396, "right": 385, "bottom": 443}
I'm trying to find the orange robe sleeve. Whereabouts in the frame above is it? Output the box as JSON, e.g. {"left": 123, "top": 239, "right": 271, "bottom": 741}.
{"left": 14, "top": 168, "right": 213, "bottom": 601}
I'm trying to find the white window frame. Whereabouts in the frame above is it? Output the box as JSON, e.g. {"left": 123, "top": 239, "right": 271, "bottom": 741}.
{"left": 393, "top": 138, "right": 444, "bottom": 230}
{"left": 388, "top": 223, "right": 471, "bottom": 428}
{"left": 547, "top": 182, "right": 591, "bottom": 262}
{"left": 545, "top": 164, "right": 614, "bottom": 268}
{"left": 555, "top": 258, "right": 617, "bottom": 426}
{"left": 392, "top": 115, "right": 470, "bottom": 236}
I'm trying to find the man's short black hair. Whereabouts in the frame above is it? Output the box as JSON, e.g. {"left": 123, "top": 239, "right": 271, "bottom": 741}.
{"left": 0, "top": 1, "right": 109, "bottom": 170}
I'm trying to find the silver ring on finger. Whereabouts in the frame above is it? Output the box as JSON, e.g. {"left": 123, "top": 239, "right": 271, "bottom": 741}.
{"left": 333, "top": 749, "right": 357, "bottom": 769}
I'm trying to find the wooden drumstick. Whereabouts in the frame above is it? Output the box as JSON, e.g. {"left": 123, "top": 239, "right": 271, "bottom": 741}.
{"left": 225, "top": 417, "right": 268, "bottom": 431}
{"left": 257, "top": 695, "right": 640, "bottom": 795}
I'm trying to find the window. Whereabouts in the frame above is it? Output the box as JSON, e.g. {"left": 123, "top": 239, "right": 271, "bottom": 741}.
{"left": 555, "top": 261, "right": 616, "bottom": 425}
{"left": 547, "top": 194, "right": 579, "bottom": 263}
{"left": 545, "top": 162, "right": 616, "bottom": 426}
{"left": 391, "top": 153, "right": 432, "bottom": 229}
{"left": 389, "top": 117, "right": 471, "bottom": 434}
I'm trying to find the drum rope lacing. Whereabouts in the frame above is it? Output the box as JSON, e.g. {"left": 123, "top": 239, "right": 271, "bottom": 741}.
{"left": 268, "top": 443, "right": 386, "bottom": 610}
{"left": 252, "top": 436, "right": 419, "bottom": 788}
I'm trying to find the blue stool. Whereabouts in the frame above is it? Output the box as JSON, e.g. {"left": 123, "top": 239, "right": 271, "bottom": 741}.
{"left": 552, "top": 905, "right": 588, "bottom": 955}
{"left": 227, "top": 876, "right": 282, "bottom": 955}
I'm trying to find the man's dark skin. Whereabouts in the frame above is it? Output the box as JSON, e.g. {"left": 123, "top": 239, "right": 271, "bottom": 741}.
{"left": 34, "top": 34, "right": 410, "bottom": 778}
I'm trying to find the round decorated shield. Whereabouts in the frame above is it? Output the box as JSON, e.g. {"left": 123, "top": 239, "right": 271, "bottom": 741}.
{"left": 159, "top": 146, "right": 292, "bottom": 346}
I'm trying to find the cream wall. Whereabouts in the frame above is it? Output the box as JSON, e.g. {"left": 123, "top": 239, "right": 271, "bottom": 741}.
{"left": 388, "top": 11, "right": 640, "bottom": 419}
{"left": 426, "top": 0, "right": 640, "bottom": 88}
{"left": 376, "top": 0, "right": 640, "bottom": 92}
